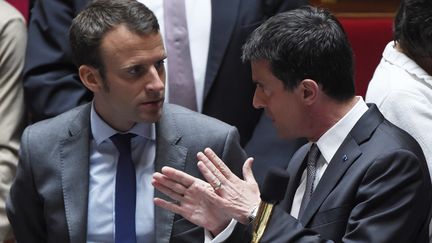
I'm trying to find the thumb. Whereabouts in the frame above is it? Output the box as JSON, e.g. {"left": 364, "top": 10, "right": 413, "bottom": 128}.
{"left": 242, "top": 157, "right": 257, "bottom": 183}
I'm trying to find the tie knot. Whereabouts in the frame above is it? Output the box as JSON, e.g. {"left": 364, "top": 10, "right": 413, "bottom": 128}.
{"left": 307, "top": 143, "right": 320, "bottom": 167}
{"left": 110, "top": 133, "right": 135, "bottom": 153}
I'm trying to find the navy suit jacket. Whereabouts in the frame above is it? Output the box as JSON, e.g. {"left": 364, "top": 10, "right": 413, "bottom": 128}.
{"left": 229, "top": 105, "right": 432, "bottom": 242}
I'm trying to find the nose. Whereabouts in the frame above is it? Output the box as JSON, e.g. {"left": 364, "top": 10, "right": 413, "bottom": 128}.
{"left": 252, "top": 87, "right": 266, "bottom": 109}
{"left": 146, "top": 66, "right": 165, "bottom": 92}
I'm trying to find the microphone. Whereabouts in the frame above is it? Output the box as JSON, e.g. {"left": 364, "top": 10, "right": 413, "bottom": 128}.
{"left": 251, "top": 168, "right": 290, "bottom": 243}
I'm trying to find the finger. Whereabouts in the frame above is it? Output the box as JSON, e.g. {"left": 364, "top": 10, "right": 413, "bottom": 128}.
{"left": 181, "top": 179, "right": 219, "bottom": 201}
{"left": 203, "top": 148, "right": 235, "bottom": 180}
{"left": 152, "top": 172, "right": 188, "bottom": 195}
{"left": 242, "top": 157, "right": 257, "bottom": 183}
{"left": 154, "top": 198, "right": 183, "bottom": 215}
{"left": 152, "top": 179, "right": 185, "bottom": 202}
{"left": 198, "top": 150, "right": 230, "bottom": 183}
{"left": 160, "top": 166, "right": 196, "bottom": 188}
{"left": 197, "top": 152, "right": 228, "bottom": 185}
{"left": 197, "top": 160, "right": 224, "bottom": 190}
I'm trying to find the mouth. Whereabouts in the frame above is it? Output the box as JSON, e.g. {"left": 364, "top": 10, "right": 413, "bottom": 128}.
{"left": 139, "top": 98, "right": 164, "bottom": 109}
{"left": 142, "top": 98, "right": 164, "bottom": 105}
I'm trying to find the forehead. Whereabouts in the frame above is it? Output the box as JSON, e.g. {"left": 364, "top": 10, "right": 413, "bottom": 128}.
{"left": 100, "top": 24, "right": 165, "bottom": 64}
{"left": 251, "top": 60, "right": 275, "bottom": 81}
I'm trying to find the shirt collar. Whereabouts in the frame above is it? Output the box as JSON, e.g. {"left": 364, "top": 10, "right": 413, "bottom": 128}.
{"left": 315, "top": 96, "right": 368, "bottom": 163}
{"left": 90, "top": 102, "right": 156, "bottom": 145}
{"left": 383, "top": 41, "right": 432, "bottom": 85}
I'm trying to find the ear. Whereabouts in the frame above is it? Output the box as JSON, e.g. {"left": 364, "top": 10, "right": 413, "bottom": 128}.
{"left": 298, "top": 79, "right": 319, "bottom": 105}
{"left": 79, "top": 65, "right": 103, "bottom": 93}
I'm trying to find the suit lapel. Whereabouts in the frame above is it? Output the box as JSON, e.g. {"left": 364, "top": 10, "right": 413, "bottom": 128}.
{"left": 154, "top": 105, "right": 188, "bottom": 243}
{"left": 282, "top": 146, "right": 308, "bottom": 212}
{"left": 300, "top": 104, "right": 384, "bottom": 226}
{"left": 60, "top": 104, "right": 91, "bottom": 243}
{"left": 300, "top": 137, "right": 361, "bottom": 226}
{"left": 204, "top": 0, "right": 241, "bottom": 98}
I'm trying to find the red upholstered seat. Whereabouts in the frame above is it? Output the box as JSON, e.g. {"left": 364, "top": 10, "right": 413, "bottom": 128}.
{"left": 339, "top": 17, "right": 393, "bottom": 97}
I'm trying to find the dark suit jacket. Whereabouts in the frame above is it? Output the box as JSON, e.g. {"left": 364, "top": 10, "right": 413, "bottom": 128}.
{"left": 6, "top": 103, "right": 246, "bottom": 243}
{"left": 230, "top": 105, "right": 432, "bottom": 242}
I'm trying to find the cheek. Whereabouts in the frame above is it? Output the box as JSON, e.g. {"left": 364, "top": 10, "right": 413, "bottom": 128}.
{"left": 279, "top": 110, "right": 293, "bottom": 128}
{"left": 108, "top": 86, "right": 137, "bottom": 109}
{"left": 268, "top": 97, "right": 285, "bottom": 115}
{"left": 274, "top": 101, "right": 298, "bottom": 124}
{"left": 123, "top": 83, "right": 146, "bottom": 101}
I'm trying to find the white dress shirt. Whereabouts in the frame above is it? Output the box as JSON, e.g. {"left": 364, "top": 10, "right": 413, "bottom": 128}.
{"left": 87, "top": 104, "right": 156, "bottom": 243}
{"left": 139, "top": 0, "right": 211, "bottom": 112}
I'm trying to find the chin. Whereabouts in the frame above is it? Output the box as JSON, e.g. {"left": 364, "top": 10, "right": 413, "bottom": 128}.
{"left": 278, "top": 133, "right": 290, "bottom": 139}
{"left": 135, "top": 104, "right": 163, "bottom": 122}
{"left": 276, "top": 128, "right": 294, "bottom": 140}
{"left": 140, "top": 112, "right": 162, "bottom": 123}
{"left": 275, "top": 129, "right": 287, "bottom": 139}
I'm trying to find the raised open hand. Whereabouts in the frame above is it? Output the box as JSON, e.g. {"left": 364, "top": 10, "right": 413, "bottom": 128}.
{"left": 196, "top": 148, "right": 261, "bottom": 224}
{"left": 152, "top": 166, "right": 232, "bottom": 235}
{"left": 152, "top": 147, "right": 261, "bottom": 236}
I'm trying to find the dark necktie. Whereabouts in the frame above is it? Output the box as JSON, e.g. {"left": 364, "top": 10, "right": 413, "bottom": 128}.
{"left": 110, "top": 133, "right": 136, "bottom": 243}
{"left": 298, "top": 143, "right": 321, "bottom": 218}
{"left": 164, "top": 0, "right": 198, "bottom": 111}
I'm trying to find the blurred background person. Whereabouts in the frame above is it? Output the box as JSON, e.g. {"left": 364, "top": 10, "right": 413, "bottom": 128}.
{"left": 366, "top": 0, "right": 432, "bottom": 173}
{"left": 0, "top": 0, "right": 26, "bottom": 241}
{"left": 365, "top": 0, "right": 432, "bottom": 239}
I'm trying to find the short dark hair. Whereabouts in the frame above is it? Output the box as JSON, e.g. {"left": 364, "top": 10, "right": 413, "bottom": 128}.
{"left": 394, "top": 0, "right": 432, "bottom": 58}
{"left": 242, "top": 6, "right": 355, "bottom": 101}
{"left": 69, "top": 0, "right": 159, "bottom": 78}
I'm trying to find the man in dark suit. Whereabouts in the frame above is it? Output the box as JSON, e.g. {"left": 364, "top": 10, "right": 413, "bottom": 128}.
{"left": 7, "top": 1, "right": 246, "bottom": 242}
{"left": 151, "top": 6, "right": 432, "bottom": 242}
{"left": 23, "top": 0, "right": 307, "bottom": 185}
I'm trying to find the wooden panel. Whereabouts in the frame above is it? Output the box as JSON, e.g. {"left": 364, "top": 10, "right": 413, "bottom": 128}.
{"left": 311, "top": 0, "right": 399, "bottom": 17}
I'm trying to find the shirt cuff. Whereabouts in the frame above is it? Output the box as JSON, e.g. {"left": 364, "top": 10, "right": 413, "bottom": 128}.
{"left": 204, "top": 219, "right": 238, "bottom": 243}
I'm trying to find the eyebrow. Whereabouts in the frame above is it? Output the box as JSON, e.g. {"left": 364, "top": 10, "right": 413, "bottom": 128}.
{"left": 120, "top": 55, "right": 167, "bottom": 69}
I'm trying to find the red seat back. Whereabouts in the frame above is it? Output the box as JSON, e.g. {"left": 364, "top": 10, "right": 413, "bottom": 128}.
{"left": 6, "top": 0, "right": 29, "bottom": 22}
{"left": 339, "top": 17, "right": 393, "bottom": 97}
